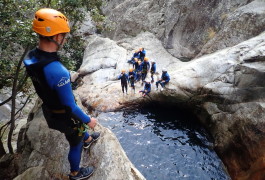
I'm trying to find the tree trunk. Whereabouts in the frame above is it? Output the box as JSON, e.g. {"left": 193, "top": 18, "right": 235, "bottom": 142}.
{"left": 0, "top": 139, "right": 6, "bottom": 158}
{"left": 7, "top": 45, "right": 30, "bottom": 154}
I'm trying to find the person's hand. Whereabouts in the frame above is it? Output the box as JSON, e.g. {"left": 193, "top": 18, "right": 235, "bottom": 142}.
{"left": 87, "top": 117, "right": 97, "bottom": 129}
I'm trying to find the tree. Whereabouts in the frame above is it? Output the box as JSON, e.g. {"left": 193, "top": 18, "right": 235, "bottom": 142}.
{"left": 0, "top": 0, "right": 103, "bottom": 157}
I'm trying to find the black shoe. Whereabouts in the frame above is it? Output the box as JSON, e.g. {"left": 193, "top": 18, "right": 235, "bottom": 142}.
{"left": 84, "top": 132, "right": 100, "bottom": 149}
{"left": 69, "top": 166, "right": 94, "bottom": 180}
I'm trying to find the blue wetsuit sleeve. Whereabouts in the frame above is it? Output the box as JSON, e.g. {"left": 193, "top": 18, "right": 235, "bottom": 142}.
{"left": 154, "top": 64, "right": 156, "bottom": 72}
{"left": 44, "top": 62, "right": 91, "bottom": 124}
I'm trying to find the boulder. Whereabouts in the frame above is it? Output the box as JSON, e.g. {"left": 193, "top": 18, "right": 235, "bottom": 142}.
{"left": 13, "top": 166, "right": 51, "bottom": 180}
{"left": 14, "top": 100, "right": 145, "bottom": 180}
{"left": 77, "top": 32, "right": 182, "bottom": 111}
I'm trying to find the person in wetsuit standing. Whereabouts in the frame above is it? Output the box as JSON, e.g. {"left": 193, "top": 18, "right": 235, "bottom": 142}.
{"left": 118, "top": 69, "right": 129, "bottom": 94}
{"left": 23, "top": 8, "right": 100, "bottom": 180}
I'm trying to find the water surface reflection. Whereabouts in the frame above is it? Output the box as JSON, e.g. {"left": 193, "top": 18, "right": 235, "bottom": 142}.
{"left": 98, "top": 107, "right": 230, "bottom": 180}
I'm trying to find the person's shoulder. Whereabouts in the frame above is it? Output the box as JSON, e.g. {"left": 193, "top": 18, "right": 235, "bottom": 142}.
{"left": 45, "top": 61, "right": 69, "bottom": 75}
{"left": 23, "top": 58, "right": 38, "bottom": 66}
{"left": 23, "top": 48, "right": 38, "bottom": 66}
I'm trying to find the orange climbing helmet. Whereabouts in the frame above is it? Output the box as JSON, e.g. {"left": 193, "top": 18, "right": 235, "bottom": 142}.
{"left": 129, "top": 68, "right": 134, "bottom": 72}
{"left": 144, "top": 57, "right": 149, "bottom": 61}
{"left": 121, "top": 69, "right": 126, "bottom": 73}
{"left": 33, "top": 8, "right": 70, "bottom": 37}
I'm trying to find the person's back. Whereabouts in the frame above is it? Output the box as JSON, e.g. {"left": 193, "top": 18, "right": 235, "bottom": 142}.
{"left": 139, "top": 47, "right": 146, "bottom": 61}
{"left": 144, "top": 82, "right": 151, "bottom": 92}
{"left": 150, "top": 61, "right": 156, "bottom": 83}
{"left": 128, "top": 68, "right": 136, "bottom": 93}
{"left": 118, "top": 72, "right": 128, "bottom": 84}
{"left": 141, "top": 60, "right": 150, "bottom": 71}
{"left": 24, "top": 49, "right": 66, "bottom": 110}
{"left": 133, "top": 50, "right": 140, "bottom": 59}
{"left": 151, "top": 62, "right": 156, "bottom": 73}
{"left": 162, "top": 71, "right": 170, "bottom": 82}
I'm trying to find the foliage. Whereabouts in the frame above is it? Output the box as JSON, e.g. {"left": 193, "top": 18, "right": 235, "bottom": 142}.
{"left": 0, "top": 1, "right": 36, "bottom": 88}
{"left": 0, "top": 0, "right": 104, "bottom": 88}
{"left": 60, "top": 35, "right": 85, "bottom": 70}
{"left": 91, "top": 8, "right": 105, "bottom": 34}
{"left": 0, "top": 0, "right": 104, "bottom": 155}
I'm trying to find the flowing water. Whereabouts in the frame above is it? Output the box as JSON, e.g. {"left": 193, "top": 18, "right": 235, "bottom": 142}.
{"left": 98, "top": 106, "right": 231, "bottom": 180}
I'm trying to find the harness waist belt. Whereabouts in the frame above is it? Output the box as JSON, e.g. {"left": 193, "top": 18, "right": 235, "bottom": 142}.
{"left": 51, "top": 109, "right": 66, "bottom": 113}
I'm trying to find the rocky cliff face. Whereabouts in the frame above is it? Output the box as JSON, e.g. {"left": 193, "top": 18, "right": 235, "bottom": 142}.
{"left": 77, "top": 28, "right": 265, "bottom": 179}
{"left": 87, "top": 2, "right": 265, "bottom": 178}
{"left": 102, "top": 0, "right": 265, "bottom": 59}
{"left": 9, "top": 99, "right": 145, "bottom": 180}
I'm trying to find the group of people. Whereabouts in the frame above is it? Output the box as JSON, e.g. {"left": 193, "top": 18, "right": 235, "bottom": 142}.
{"left": 128, "top": 48, "right": 152, "bottom": 84}
{"left": 119, "top": 48, "right": 171, "bottom": 97}
{"left": 127, "top": 47, "right": 146, "bottom": 63}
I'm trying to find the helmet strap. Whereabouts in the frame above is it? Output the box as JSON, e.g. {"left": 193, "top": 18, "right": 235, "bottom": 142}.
{"left": 47, "top": 34, "right": 66, "bottom": 51}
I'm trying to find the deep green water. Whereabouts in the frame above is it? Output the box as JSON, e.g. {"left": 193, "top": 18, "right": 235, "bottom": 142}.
{"left": 98, "top": 106, "right": 231, "bottom": 180}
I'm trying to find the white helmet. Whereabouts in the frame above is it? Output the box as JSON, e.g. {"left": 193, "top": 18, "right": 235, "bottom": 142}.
{"left": 162, "top": 68, "right": 167, "bottom": 72}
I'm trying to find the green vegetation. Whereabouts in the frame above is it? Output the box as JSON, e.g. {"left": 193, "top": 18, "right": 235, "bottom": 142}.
{"left": 0, "top": 0, "right": 103, "bottom": 156}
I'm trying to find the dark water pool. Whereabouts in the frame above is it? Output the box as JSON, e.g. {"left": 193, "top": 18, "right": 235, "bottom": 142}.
{"left": 98, "top": 107, "right": 231, "bottom": 180}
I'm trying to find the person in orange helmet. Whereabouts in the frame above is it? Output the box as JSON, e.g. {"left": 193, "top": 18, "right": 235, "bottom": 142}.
{"left": 23, "top": 8, "right": 100, "bottom": 180}
{"left": 140, "top": 57, "right": 150, "bottom": 84}
{"left": 138, "top": 47, "right": 146, "bottom": 61}
{"left": 128, "top": 68, "right": 136, "bottom": 93}
{"left": 135, "top": 60, "right": 143, "bottom": 82}
{"left": 128, "top": 49, "right": 140, "bottom": 64}
{"left": 118, "top": 69, "right": 129, "bottom": 94}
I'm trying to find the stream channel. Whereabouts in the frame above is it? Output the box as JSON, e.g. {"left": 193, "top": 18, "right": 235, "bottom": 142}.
{"left": 98, "top": 106, "right": 231, "bottom": 180}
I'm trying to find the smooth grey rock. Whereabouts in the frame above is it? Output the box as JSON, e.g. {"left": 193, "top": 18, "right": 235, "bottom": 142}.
{"left": 13, "top": 166, "right": 50, "bottom": 180}
{"left": 101, "top": 0, "right": 265, "bottom": 59}
{"left": 75, "top": 10, "right": 97, "bottom": 37}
